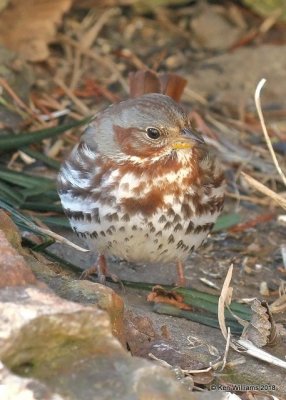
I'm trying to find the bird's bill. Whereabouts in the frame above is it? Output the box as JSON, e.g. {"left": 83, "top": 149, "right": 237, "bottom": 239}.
{"left": 172, "top": 128, "right": 205, "bottom": 150}
{"left": 172, "top": 141, "right": 194, "bottom": 150}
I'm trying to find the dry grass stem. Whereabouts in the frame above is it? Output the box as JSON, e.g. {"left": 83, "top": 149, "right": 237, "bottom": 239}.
{"left": 255, "top": 79, "right": 286, "bottom": 186}
{"left": 36, "top": 226, "right": 90, "bottom": 252}
{"left": 225, "top": 191, "right": 272, "bottom": 206}
{"left": 241, "top": 172, "right": 286, "bottom": 210}
{"left": 219, "top": 327, "right": 231, "bottom": 371}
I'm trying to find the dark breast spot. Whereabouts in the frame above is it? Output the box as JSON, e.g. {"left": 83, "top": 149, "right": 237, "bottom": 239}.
{"left": 194, "top": 223, "right": 214, "bottom": 234}
{"left": 167, "top": 208, "right": 175, "bottom": 217}
{"left": 92, "top": 208, "right": 100, "bottom": 223}
{"left": 158, "top": 215, "right": 167, "bottom": 223}
{"left": 174, "top": 223, "right": 183, "bottom": 232}
{"left": 168, "top": 234, "right": 175, "bottom": 244}
{"left": 106, "top": 228, "right": 113, "bottom": 235}
{"left": 160, "top": 249, "right": 168, "bottom": 255}
{"left": 147, "top": 222, "right": 156, "bottom": 233}
{"left": 105, "top": 212, "right": 119, "bottom": 222}
{"left": 181, "top": 203, "right": 193, "bottom": 219}
{"left": 164, "top": 221, "right": 172, "bottom": 230}
{"left": 176, "top": 240, "right": 188, "bottom": 251}
{"left": 173, "top": 214, "right": 181, "bottom": 223}
{"left": 121, "top": 213, "right": 130, "bottom": 222}
{"left": 89, "top": 231, "right": 98, "bottom": 239}
{"left": 185, "top": 221, "right": 194, "bottom": 234}
{"left": 66, "top": 210, "right": 84, "bottom": 220}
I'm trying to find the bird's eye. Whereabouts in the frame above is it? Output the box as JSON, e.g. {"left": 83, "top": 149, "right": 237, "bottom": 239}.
{"left": 146, "top": 127, "right": 161, "bottom": 140}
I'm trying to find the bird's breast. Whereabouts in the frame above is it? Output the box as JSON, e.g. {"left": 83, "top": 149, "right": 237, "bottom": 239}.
{"left": 58, "top": 149, "right": 224, "bottom": 263}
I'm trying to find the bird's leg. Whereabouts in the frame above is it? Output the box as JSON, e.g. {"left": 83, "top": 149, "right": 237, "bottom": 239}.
{"left": 96, "top": 254, "right": 108, "bottom": 285}
{"left": 80, "top": 254, "right": 104, "bottom": 282}
{"left": 176, "top": 260, "right": 186, "bottom": 287}
{"left": 80, "top": 254, "right": 120, "bottom": 285}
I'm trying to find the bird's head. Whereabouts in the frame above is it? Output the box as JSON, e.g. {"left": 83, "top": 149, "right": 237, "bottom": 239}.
{"left": 83, "top": 93, "right": 205, "bottom": 164}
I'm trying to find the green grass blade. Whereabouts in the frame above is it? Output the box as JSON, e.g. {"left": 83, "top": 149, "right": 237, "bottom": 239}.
{"left": 22, "top": 202, "right": 63, "bottom": 212}
{"left": 153, "top": 303, "right": 243, "bottom": 334}
{"left": 30, "top": 191, "right": 60, "bottom": 202}
{"left": 0, "top": 118, "right": 91, "bottom": 151}
{"left": 0, "top": 181, "right": 24, "bottom": 206}
{"left": 21, "top": 182, "right": 56, "bottom": 198}
{"left": 39, "top": 216, "right": 71, "bottom": 228}
{"left": 0, "top": 167, "right": 54, "bottom": 188}
{"left": 0, "top": 200, "right": 50, "bottom": 240}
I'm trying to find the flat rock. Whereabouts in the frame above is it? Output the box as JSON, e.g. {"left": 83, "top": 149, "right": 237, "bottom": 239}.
{"left": 0, "top": 228, "right": 37, "bottom": 287}
{"left": 0, "top": 285, "right": 192, "bottom": 399}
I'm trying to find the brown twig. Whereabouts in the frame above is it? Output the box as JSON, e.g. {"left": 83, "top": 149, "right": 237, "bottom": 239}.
{"left": 0, "top": 78, "right": 45, "bottom": 125}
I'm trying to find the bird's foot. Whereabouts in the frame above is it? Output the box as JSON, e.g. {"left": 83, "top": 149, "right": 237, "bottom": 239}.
{"left": 80, "top": 254, "right": 122, "bottom": 287}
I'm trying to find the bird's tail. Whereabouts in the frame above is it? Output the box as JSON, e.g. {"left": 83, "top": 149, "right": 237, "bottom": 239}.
{"left": 128, "top": 70, "right": 187, "bottom": 102}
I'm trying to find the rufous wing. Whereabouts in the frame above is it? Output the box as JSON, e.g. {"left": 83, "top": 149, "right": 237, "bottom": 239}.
{"left": 129, "top": 70, "right": 187, "bottom": 102}
{"left": 129, "top": 70, "right": 160, "bottom": 98}
{"left": 158, "top": 73, "right": 187, "bottom": 102}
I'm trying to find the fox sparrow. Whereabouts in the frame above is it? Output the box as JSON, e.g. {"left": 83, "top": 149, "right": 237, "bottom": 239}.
{"left": 58, "top": 71, "right": 225, "bottom": 285}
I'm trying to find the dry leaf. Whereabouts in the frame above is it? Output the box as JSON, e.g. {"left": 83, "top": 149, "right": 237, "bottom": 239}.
{"left": 241, "top": 299, "right": 278, "bottom": 347}
{"left": 147, "top": 285, "right": 192, "bottom": 311}
{"left": 0, "top": 0, "right": 72, "bottom": 61}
